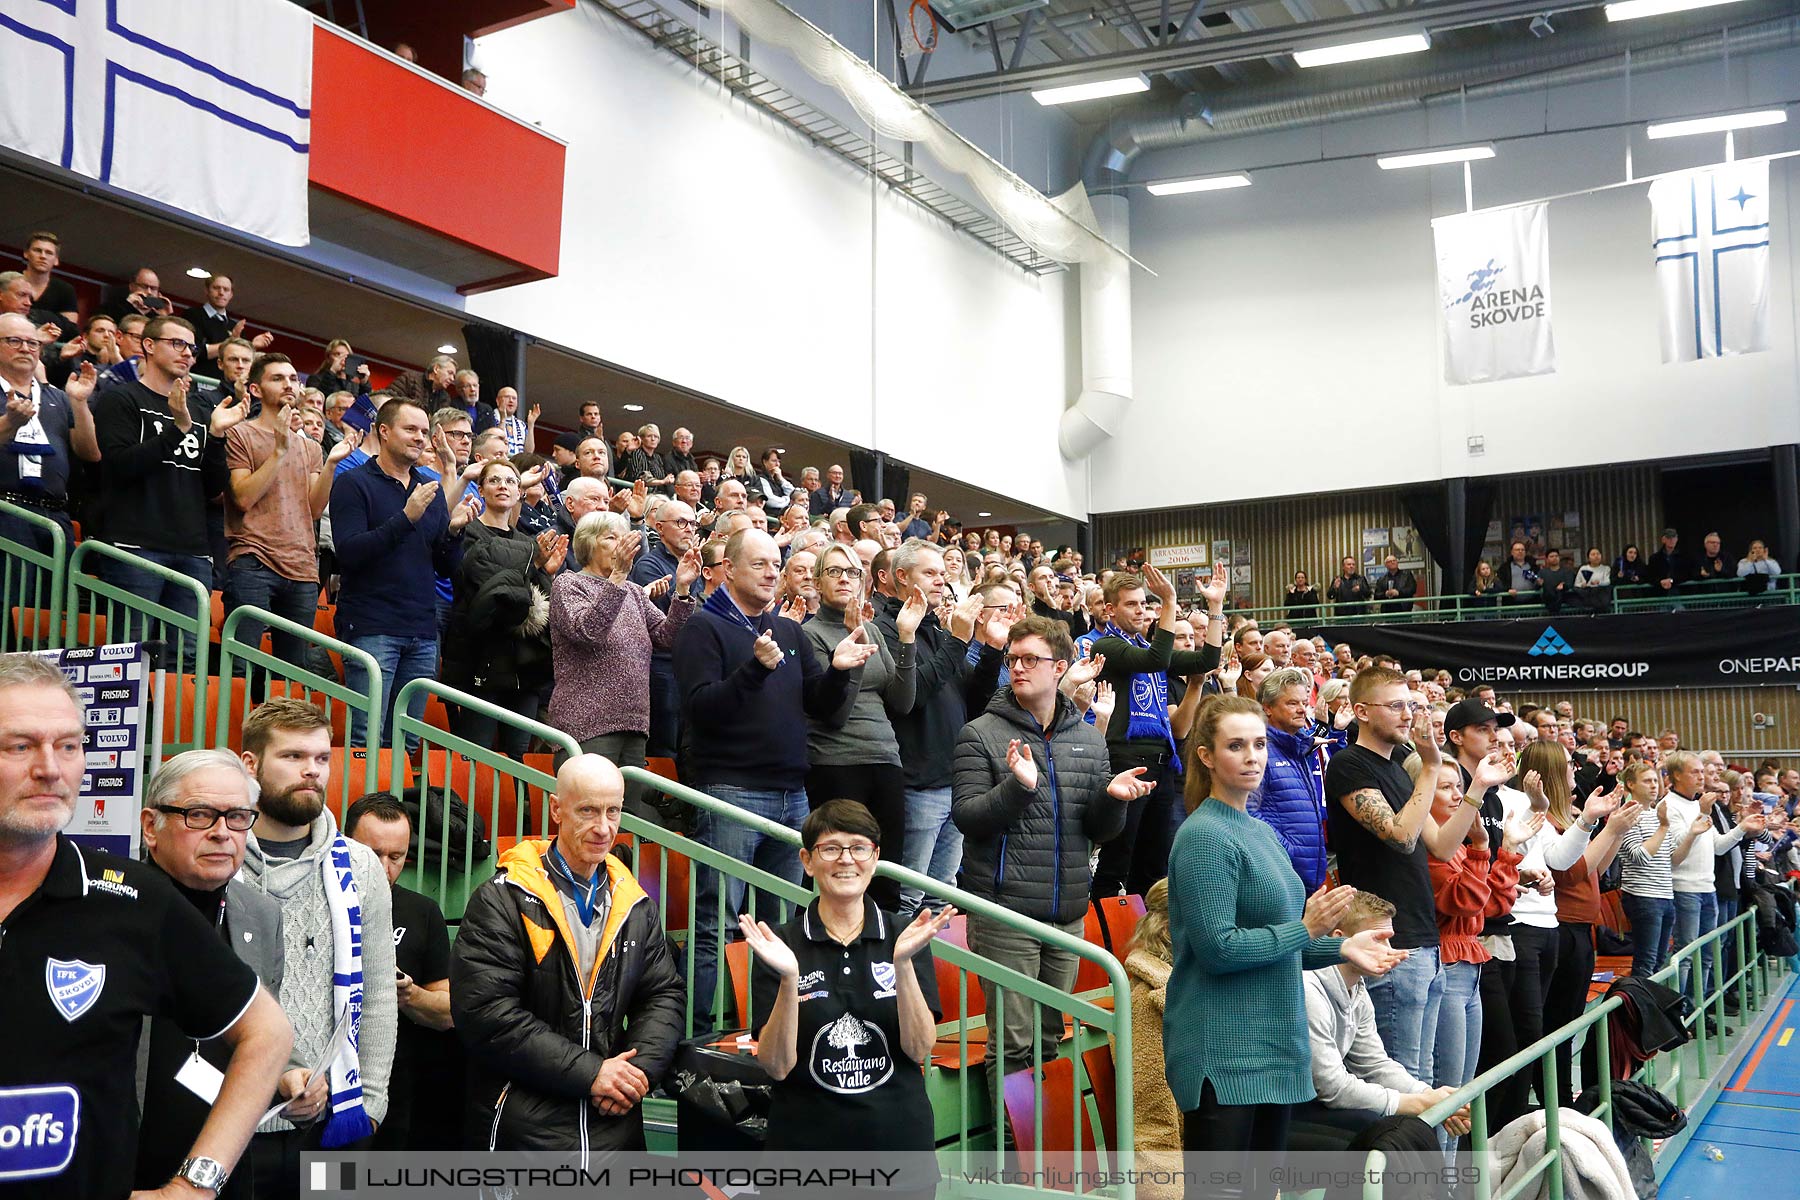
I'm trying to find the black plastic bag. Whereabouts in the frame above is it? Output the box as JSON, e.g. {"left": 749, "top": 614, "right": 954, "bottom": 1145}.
{"left": 669, "top": 1039, "right": 772, "bottom": 1151}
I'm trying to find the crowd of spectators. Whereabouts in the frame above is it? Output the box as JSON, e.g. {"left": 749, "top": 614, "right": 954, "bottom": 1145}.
{"left": 1090, "top": 530, "right": 1786, "bottom": 626}
{"left": 6, "top": 232, "right": 1800, "bottom": 1199}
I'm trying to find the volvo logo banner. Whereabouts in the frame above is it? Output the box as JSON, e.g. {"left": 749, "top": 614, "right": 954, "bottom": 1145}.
{"left": 1307, "top": 606, "right": 1800, "bottom": 690}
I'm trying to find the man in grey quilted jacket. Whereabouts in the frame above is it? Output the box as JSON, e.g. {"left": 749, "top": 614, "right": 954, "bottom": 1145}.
{"left": 951, "top": 615, "right": 1155, "bottom": 1084}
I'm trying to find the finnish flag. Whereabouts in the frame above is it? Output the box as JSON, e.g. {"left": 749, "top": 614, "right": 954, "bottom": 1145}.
{"left": 1648, "top": 160, "right": 1770, "bottom": 363}
{"left": 0, "top": 0, "right": 312, "bottom": 246}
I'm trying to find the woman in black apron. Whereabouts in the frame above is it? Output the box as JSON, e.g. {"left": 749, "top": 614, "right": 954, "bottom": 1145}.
{"left": 744, "top": 800, "right": 953, "bottom": 1192}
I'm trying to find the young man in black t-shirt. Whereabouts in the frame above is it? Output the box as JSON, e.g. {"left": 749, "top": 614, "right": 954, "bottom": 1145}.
{"left": 1323, "top": 666, "right": 1482, "bottom": 1084}
{"left": 346, "top": 794, "right": 462, "bottom": 1151}
{"left": 90, "top": 316, "right": 244, "bottom": 664}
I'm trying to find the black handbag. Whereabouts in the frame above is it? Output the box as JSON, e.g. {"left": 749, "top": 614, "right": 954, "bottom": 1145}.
{"left": 402, "top": 784, "right": 492, "bottom": 869}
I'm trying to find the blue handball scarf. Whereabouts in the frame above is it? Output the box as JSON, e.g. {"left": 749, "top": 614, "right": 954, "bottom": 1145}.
{"left": 1102, "top": 623, "right": 1181, "bottom": 772}
{"left": 320, "top": 836, "right": 371, "bottom": 1147}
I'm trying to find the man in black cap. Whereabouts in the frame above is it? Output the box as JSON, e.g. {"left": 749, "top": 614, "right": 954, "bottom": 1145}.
{"left": 1648, "top": 528, "right": 1690, "bottom": 596}
{"left": 1443, "top": 697, "right": 1516, "bottom": 856}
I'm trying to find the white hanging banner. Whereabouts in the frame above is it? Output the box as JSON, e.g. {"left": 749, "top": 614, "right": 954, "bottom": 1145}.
{"left": 1648, "top": 160, "right": 1770, "bottom": 363}
{"left": 0, "top": 0, "right": 312, "bottom": 246}
{"left": 1432, "top": 202, "right": 1557, "bottom": 386}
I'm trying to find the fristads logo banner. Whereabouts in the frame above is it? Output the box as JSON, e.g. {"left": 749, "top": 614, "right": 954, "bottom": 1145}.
{"left": 1648, "top": 160, "right": 1770, "bottom": 363}
{"left": 1432, "top": 203, "right": 1557, "bottom": 385}
{"left": 1308, "top": 606, "right": 1800, "bottom": 691}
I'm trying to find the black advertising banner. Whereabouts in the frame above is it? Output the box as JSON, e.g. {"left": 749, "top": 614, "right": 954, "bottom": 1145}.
{"left": 1312, "top": 607, "right": 1800, "bottom": 691}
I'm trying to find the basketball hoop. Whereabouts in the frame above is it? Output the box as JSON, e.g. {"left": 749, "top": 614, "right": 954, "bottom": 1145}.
{"left": 909, "top": 0, "right": 939, "bottom": 54}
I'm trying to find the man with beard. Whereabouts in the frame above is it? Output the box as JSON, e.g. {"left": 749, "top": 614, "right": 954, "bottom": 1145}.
{"left": 136, "top": 750, "right": 286, "bottom": 1198}
{"left": 238, "top": 700, "right": 396, "bottom": 1200}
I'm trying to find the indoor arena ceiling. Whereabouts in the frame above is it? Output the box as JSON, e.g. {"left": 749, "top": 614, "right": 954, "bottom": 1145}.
{"left": 899, "top": 0, "right": 1796, "bottom": 105}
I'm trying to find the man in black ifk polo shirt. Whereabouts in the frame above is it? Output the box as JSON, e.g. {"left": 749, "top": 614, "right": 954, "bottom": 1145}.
{"left": 0, "top": 654, "right": 290, "bottom": 1199}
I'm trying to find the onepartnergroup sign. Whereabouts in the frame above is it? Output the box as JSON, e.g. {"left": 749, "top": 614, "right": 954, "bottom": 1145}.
{"left": 1321, "top": 607, "right": 1800, "bottom": 690}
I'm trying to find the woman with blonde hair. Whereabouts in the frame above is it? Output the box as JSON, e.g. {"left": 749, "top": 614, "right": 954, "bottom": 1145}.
{"left": 1165, "top": 695, "right": 1404, "bottom": 1188}
{"left": 307, "top": 337, "right": 367, "bottom": 396}
{"left": 1124, "top": 878, "right": 1181, "bottom": 1200}
{"left": 1616, "top": 759, "right": 1676, "bottom": 978}
{"left": 723, "top": 444, "right": 756, "bottom": 484}
{"left": 1520, "top": 739, "right": 1637, "bottom": 1107}
{"left": 942, "top": 544, "right": 971, "bottom": 602}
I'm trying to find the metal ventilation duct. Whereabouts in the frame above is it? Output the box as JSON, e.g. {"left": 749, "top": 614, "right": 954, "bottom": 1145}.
{"left": 1083, "top": 12, "right": 1800, "bottom": 191}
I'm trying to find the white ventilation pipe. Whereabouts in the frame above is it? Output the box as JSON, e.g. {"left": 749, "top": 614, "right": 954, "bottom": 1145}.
{"left": 1059, "top": 192, "right": 1133, "bottom": 461}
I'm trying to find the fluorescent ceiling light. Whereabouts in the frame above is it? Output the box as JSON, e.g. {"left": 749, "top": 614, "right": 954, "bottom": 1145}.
{"left": 1646, "top": 109, "right": 1787, "bottom": 139}
{"left": 1147, "top": 172, "right": 1253, "bottom": 196}
{"left": 1377, "top": 144, "right": 1496, "bottom": 170}
{"left": 435, "top": 343, "right": 458, "bottom": 354}
{"left": 185, "top": 266, "right": 210, "bottom": 278}
{"left": 1606, "top": 0, "right": 1746, "bottom": 22}
{"left": 977, "top": 511, "right": 992, "bottom": 517}
{"left": 1294, "top": 32, "right": 1429, "bottom": 69}
{"left": 622, "top": 403, "right": 644, "bottom": 412}
{"left": 1031, "top": 74, "right": 1149, "bottom": 106}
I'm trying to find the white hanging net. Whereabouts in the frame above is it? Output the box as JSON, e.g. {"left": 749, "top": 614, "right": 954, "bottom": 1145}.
{"left": 713, "top": 0, "right": 1136, "bottom": 270}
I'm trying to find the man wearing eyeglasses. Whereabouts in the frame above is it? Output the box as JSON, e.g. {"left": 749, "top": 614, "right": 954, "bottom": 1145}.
{"left": 952, "top": 615, "right": 1155, "bottom": 1097}
{"left": 629, "top": 499, "right": 702, "bottom": 770}
{"left": 135, "top": 749, "right": 285, "bottom": 1199}
{"left": 1325, "top": 666, "right": 1484, "bottom": 1086}
{"left": 0, "top": 313, "right": 100, "bottom": 606}
{"left": 92, "top": 316, "right": 246, "bottom": 662}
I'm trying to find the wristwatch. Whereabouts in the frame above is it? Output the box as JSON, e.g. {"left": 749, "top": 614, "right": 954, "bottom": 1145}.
{"left": 177, "top": 1156, "right": 229, "bottom": 1194}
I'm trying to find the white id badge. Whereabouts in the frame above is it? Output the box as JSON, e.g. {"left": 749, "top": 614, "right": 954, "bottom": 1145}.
{"left": 175, "top": 1051, "right": 225, "bottom": 1104}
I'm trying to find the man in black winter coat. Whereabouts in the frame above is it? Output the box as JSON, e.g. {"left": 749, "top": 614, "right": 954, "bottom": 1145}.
{"left": 869, "top": 538, "right": 1004, "bottom": 914}
{"left": 952, "top": 615, "right": 1153, "bottom": 1084}
{"left": 450, "top": 756, "right": 685, "bottom": 1156}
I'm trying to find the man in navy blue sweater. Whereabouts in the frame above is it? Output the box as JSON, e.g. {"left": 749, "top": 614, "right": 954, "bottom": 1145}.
{"left": 329, "top": 397, "right": 475, "bottom": 751}
{"left": 673, "top": 528, "right": 876, "bottom": 1032}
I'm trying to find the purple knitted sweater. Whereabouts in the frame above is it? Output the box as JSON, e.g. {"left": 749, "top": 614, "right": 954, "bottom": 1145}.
{"left": 546, "top": 571, "right": 694, "bottom": 742}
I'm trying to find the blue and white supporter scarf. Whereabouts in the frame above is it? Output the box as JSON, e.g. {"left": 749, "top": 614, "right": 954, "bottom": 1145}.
{"left": 1102, "top": 622, "right": 1181, "bottom": 772}
{"left": 321, "top": 836, "right": 372, "bottom": 1147}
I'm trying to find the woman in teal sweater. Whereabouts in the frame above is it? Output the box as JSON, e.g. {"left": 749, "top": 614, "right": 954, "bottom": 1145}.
{"left": 1166, "top": 696, "right": 1405, "bottom": 1191}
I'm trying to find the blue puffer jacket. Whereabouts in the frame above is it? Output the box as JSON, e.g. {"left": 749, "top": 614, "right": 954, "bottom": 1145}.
{"left": 1247, "top": 724, "right": 1328, "bottom": 891}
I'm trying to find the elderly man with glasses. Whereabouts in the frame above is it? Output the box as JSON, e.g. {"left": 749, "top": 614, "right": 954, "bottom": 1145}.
{"left": 0, "top": 312, "right": 100, "bottom": 611}
{"left": 629, "top": 499, "right": 703, "bottom": 769}
{"left": 135, "top": 749, "right": 286, "bottom": 1198}
{"left": 92, "top": 315, "right": 247, "bottom": 663}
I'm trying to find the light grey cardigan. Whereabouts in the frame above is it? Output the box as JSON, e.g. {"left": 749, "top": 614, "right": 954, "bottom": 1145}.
{"left": 801, "top": 602, "right": 916, "bottom": 767}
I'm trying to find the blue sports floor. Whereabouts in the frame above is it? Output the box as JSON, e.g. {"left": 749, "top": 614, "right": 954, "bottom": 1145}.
{"left": 1660, "top": 978, "right": 1800, "bottom": 1199}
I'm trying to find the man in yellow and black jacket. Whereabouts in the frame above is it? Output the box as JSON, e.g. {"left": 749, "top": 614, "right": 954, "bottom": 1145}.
{"left": 450, "top": 755, "right": 684, "bottom": 1159}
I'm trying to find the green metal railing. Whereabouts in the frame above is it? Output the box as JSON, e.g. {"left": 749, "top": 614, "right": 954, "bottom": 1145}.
{"left": 1363, "top": 907, "right": 1783, "bottom": 1200}
{"left": 66, "top": 539, "right": 212, "bottom": 754}
{"left": 0, "top": 498, "right": 68, "bottom": 652}
{"left": 389, "top": 679, "right": 580, "bottom": 918}
{"left": 216, "top": 605, "right": 383, "bottom": 818}
{"left": 1233, "top": 573, "right": 1800, "bottom": 631}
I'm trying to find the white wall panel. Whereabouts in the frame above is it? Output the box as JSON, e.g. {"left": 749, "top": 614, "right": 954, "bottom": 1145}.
{"left": 464, "top": 3, "right": 1086, "bottom": 517}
